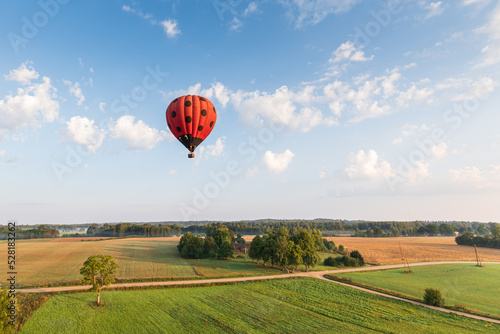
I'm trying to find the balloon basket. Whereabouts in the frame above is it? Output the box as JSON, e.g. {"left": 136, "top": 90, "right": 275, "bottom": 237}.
{"left": 188, "top": 153, "right": 195, "bottom": 158}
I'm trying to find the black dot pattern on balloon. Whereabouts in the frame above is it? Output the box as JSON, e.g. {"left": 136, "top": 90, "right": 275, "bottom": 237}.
{"left": 185, "top": 116, "right": 192, "bottom": 123}
{"left": 214, "top": 107, "right": 217, "bottom": 113}
{"left": 201, "top": 109, "right": 207, "bottom": 116}
{"left": 176, "top": 127, "right": 181, "bottom": 132}
{"left": 185, "top": 100, "right": 192, "bottom": 107}
{"left": 168, "top": 123, "right": 171, "bottom": 129}
{"left": 173, "top": 98, "right": 178, "bottom": 103}
{"left": 198, "top": 125, "right": 203, "bottom": 131}
{"left": 210, "top": 121, "right": 214, "bottom": 128}
{"left": 172, "top": 111, "right": 176, "bottom": 118}
{"left": 200, "top": 97, "right": 206, "bottom": 101}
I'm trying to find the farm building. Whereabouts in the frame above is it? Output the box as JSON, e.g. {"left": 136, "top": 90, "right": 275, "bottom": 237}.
{"left": 234, "top": 243, "right": 250, "bottom": 254}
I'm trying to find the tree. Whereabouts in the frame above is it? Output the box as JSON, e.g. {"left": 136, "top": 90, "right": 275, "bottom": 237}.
{"left": 203, "top": 236, "right": 218, "bottom": 259}
{"left": 249, "top": 235, "right": 264, "bottom": 263}
{"left": 235, "top": 233, "right": 246, "bottom": 244}
{"left": 182, "top": 235, "right": 205, "bottom": 259}
{"left": 86, "top": 224, "right": 99, "bottom": 235}
{"left": 323, "top": 238, "right": 336, "bottom": 251}
{"left": 275, "top": 235, "right": 289, "bottom": 268}
{"left": 423, "top": 288, "right": 445, "bottom": 307}
{"left": 218, "top": 241, "right": 234, "bottom": 259}
{"left": 213, "top": 227, "right": 232, "bottom": 249}
{"left": 491, "top": 223, "right": 500, "bottom": 239}
{"left": 80, "top": 255, "right": 119, "bottom": 306}
{"left": 262, "top": 233, "right": 277, "bottom": 267}
{"left": 285, "top": 241, "right": 303, "bottom": 273}
{"left": 476, "top": 224, "right": 489, "bottom": 236}
{"left": 293, "top": 229, "right": 320, "bottom": 271}
{"left": 374, "top": 226, "right": 384, "bottom": 237}
{"left": 439, "top": 223, "right": 455, "bottom": 236}
{"left": 426, "top": 224, "right": 439, "bottom": 236}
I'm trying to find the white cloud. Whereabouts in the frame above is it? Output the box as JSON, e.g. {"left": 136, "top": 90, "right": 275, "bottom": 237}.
{"left": 181, "top": 82, "right": 231, "bottom": 108}
{"left": 122, "top": 5, "right": 153, "bottom": 21}
{"left": 424, "top": 2, "right": 445, "bottom": 20}
{"left": 319, "top": 169, "right": 327, "bottom": 179}
{"left": 168, "top": 170, "right": 177, "bottom": 176}
{"left": 407, "top": 160, "right": 431, "bottom": 183}
{"left": 330, "top": 41, "right": 373, "bottom": 63}
{"left": 99, "top": 102, "right": 106, "bottom": 112}
{"left": 64, "top": 116, "right": 105, "bottom": 153}
{"left": 123, "top": 5, "right": 181, "bottom": 39}
{"left": 430, "top": 142, "right": 448, "bottom": 159}
{"left": 110, "top": 115, "right": 165, "bottom": 150}
{"left": 345, "top": 150, "right": 395, "bottom": 180}
{"left": 462, "top": 0, "right": 491, "bottom": 7}
{"left": 474, "top": 3, "right": 500, "bottom": 68}
{"left": 197, "top": 137, "right": 225, "bottom": 161}
{"left": 64, "top": 80, "right": 85, "bottom": 106}
{"left": 243, "top": 2, "right": 258, "bottom": 16}
{"left": 0, "top": 74, "right": 59, "bottom": 131}
{"left": 175, "top": 62, "right": 434, "bottom": 132}
{"left": 4, "top": 62, "right": 39, "bottom": 85}
{"left": 451, "top": 77, "right": 495, "bottom": 101}
{"left": 392, "top": 123, "right": 430, "bottom": 144}
{"left": 280, "top": 0, "right": 361, "bottom": 28}
{"left": 396, "top": 85, "right": 434, "bottom": 109}
{"left": 246, "top": 166, "right": 259, "bottom": 178}
{"left": 229, "top": 17, "right": 243, "bottom": 31}
{"left": 161, "top": 20, "right": 181, "bottom": 39}
{"left": 450, "top": 165, "right": 500, "bottom": 188}
{"left": 0, "top": 150, "right": 5, "bottom": 157}
{"left": 232, "top": 85, "right": 337, "bottom": 131}
{"left": 262, "top": 149, "right": 294, "bottom": 173}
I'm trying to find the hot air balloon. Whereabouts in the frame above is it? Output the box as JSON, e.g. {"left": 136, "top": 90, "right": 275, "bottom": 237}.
{"left": 166, "top": 95, "right": 217, "bottom": 158}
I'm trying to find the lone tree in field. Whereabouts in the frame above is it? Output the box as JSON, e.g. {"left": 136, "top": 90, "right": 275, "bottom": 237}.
{"left": 80, "top": 255, "right": 119, "bottom": 306}
{"left": 423, "top": 288, "right": 445, "bottom": 307}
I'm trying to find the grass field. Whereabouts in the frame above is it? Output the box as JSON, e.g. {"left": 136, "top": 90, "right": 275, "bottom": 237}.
{"left": 338, "top": 264, "right": 500, "bottom": 317}
{"left": 324, "top": 237, "right": 500, "bottom": 264}
{"left": 20, "top": 278, "right": 500, "bottom": 334}
{"left": 1, "top": 238, "right": 281, "bottom": 288}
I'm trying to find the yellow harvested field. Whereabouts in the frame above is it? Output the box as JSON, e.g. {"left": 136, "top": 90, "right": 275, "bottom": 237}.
{"left": 323, "top": 237, "right": 500, "bottom": 264}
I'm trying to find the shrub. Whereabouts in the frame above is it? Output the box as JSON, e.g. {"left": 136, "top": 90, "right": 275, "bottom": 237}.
{"left": 324, "top": 257, "right": 337, "bottom": 266}
{"left": 423, "top": 288, "right": 445, "bottom": 307}
{"left": 324, "top": 255, "right": 362, "bottom": 268}
{"left": 349, "top": 250, "right": 365, "bottom": 265}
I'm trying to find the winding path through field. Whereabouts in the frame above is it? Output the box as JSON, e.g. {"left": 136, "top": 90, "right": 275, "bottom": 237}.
{"left": 18, "top": 261, "right": 500, "bottom": 324}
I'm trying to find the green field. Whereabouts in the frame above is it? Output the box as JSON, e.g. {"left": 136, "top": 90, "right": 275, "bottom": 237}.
{"left": 21, "top": 278, "right": 500, "bottom": 333}
{"left": 2, "top": 238, "right": 282, "bottom": 287}
{"left": 338, "top": 264, "right": 500, "bottom": 317}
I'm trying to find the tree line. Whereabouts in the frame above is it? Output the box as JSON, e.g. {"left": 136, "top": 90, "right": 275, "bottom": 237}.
{"left": 86, "top": 223, "right": 183, "bottom": 238}
{"left": 177, "top": 226, "right": 236, "bottom": 260}
{"left": 0, "top": 225, "right": 59, "bottom": 240}
{"left": 184, "top": 220, "right": 493, "bottom": 237}
{"left": 455, "top": 223, "right": 500, "bottom": 249}
{"left": 248, "top": 227, "right": 330, "bottom": 272}
{"left": 2, "top": 220, "right": 496, "bottom": 240}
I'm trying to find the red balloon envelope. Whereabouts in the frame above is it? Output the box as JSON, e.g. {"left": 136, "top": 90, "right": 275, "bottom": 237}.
{"left": 166, "top": 95, "right": 217, "bottom": 158}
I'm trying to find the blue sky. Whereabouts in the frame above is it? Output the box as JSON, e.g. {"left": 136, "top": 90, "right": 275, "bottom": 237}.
{"left": 1, "top": 0, "right": 499, "bottom": 225}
